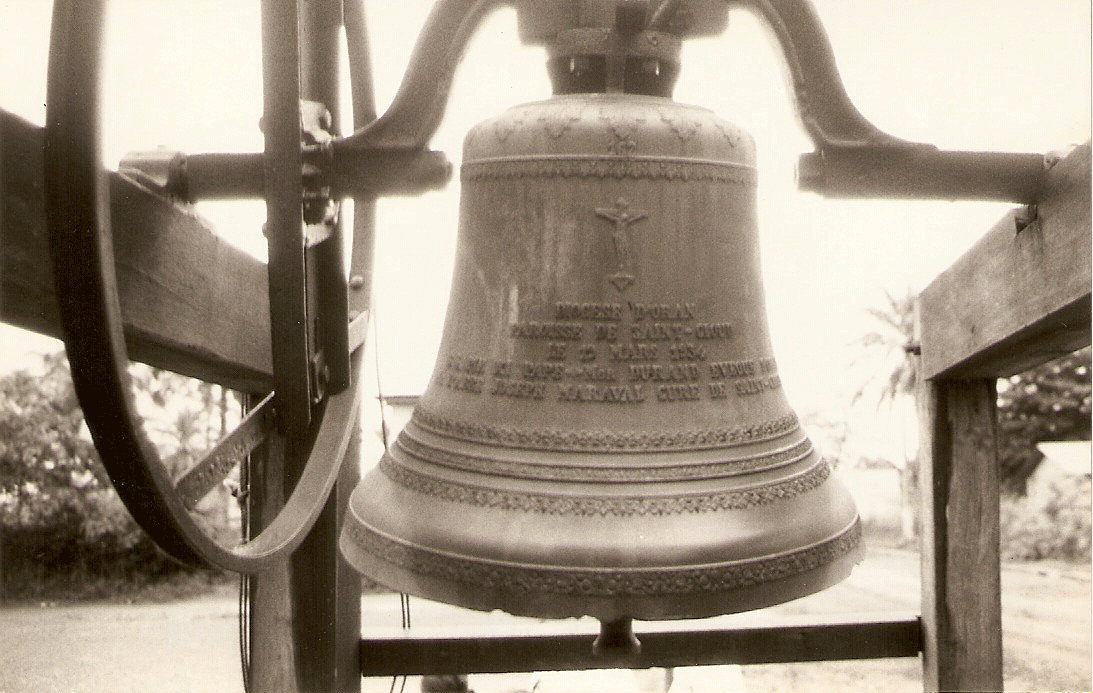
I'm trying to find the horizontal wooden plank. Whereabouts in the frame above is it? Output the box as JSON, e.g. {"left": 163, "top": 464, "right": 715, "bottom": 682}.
{"left": 1, "top": 109, "right": 273, "bottom": 392}
{"left": 359, "top": 614, "right": 923, "bottom": 676}
{"left": 919, "top": 143, "right": 1091, "bottom": 379}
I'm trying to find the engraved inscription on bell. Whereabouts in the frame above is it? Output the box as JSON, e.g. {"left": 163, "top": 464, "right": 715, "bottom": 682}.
{"left": 438, "top": 293, "right": 759, "bottom": 409}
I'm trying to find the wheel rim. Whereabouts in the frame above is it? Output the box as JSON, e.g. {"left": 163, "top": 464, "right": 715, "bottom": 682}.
{"left": 44, "top": 0, "right": 363, "bottom": 573}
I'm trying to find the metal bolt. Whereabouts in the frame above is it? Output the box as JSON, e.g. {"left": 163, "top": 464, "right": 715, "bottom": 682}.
{"left": 1044, "top": 145, "right": 1077, "bottom": 170}
{"left": 1014, "top": 204, "right": 1038, "bottom": 234}
{"left": 795, "top": 154, "right": 825, "bottom": 191}
{"left": 349, "top": 275, "right": 365, "bottom": 290}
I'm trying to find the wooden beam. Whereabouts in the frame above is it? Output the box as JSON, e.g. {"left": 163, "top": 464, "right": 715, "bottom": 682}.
{"left": 359, "top": 615, "right": 923, "bottom": 677}
{"left": 288, "top": 426, "right": 362, "bottom": 693}
{"left": 917, "top": 377, "right": 1003, "bottom": 692}
{"left": 1, "top": 109, "right": 273, "bottom": 392}
{"left": 248, "top": 424, "right": 296, "bottom": 693}
{"left": 918, "top": 143, "right": 1091, "bottom": 380}
{"left": 247, "top": 419, "right": 363, "bottom": 693}
{"left": 282, "top": 3, "right": 362, "bottom": 692}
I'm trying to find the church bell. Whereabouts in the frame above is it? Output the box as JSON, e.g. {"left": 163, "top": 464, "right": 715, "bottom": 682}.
{"left": 340, "top": 0, "right": 862, "bottom": 625}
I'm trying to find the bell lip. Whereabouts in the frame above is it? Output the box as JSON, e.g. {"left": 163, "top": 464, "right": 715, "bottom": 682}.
{"left": 339, "top": 515, "right": 863, "bottom": 622}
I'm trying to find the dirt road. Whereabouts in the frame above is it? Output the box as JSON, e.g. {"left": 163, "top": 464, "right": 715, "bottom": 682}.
{"left": 1, "top": 548, "right": 1088, "bottom": 692}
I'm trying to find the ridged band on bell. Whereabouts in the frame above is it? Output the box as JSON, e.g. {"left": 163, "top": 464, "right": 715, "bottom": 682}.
{"left": 340, "top": 94, "right": 862, "bottom": 621}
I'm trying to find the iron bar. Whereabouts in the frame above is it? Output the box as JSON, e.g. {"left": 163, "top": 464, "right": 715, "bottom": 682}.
{"left": 261, "top": 0, "right": 311, "bottom": 434}
{"left": 359, "top": 615, "right": 923, "bottom": 677}
{"left": 797, "top": 147, "right": 1047, "bottom": 203}
{"left": 122, "top": 148, "right": 450, "bottom": 202}
{"left": 181, "top": 152, "right": 265, "bottom": 199}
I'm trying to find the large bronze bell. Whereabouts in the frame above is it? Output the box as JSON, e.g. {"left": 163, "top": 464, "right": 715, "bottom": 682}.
{"left": 341, "top": 0, "right": 861, "bottom": 626}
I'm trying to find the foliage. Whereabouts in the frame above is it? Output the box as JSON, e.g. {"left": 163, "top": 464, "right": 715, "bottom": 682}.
{"left": 996, "top": 347, "right": 1092, "bottom": 494}
{"left": 1000, "top": 475, "right": 1092, "bottom": 561}
{"left": 0, "top": 352, "right": 106, "bottom": 531}
{"left": 851, "top": 289, "right": 918, "bottom": 410}
{"left": 0, "top": 352, "right": 238, "bottom": 600}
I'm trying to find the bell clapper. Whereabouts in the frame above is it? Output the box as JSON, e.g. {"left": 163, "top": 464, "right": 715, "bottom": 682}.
{"left": 592, "top": 617, "right": 642, "bottom": 660}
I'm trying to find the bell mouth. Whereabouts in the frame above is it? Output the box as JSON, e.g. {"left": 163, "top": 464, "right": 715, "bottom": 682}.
{"left": 341, "top": 498, "right": 862, "bottom": 622}
{"left": 339, "top": 439, "right": 863, "bottom": 622}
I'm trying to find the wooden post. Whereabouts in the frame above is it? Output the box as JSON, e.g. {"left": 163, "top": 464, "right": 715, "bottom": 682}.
{"left": 289, "top": 427, "right": 362, "bottom": 693}
{"left": 248, "top": 429, "right": 296, "bottom": 692}
{"left": 247, "top": 414, "right": 362, "bottom": 693}
{"left": 917, "top": 376, "right": 1003, "bottom": 692}
{"left": 249, "top": 2, "right": 364, "bottom": 692}
{"left": 916, "top": 143, "right": 1090, "bottom": 691}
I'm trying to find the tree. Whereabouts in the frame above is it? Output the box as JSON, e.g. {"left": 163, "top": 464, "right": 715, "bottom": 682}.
{"left": 0, "top": 352, "right": 138, "bottom": 596}
{"left": 997, "top": 347, "right": 1091, "bottom": 495}
{"left": 851, "top": 289, "right": 920, "bottom": 540}
{"left": 852, "top": 289, "right": 1091, "bottom": 540}
{"left": 0, "top": 352, "right": 106, "bottom": 530}
{"left": 0, "top": 352, "right": 241, "bottom": 598}
{"left": 852, "top": 289, "right": 918, "bottom": 409}
{"left": 128, "top": 364, "right": 243, "bottom": 539}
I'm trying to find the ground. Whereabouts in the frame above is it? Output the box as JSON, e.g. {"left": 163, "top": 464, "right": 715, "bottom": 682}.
{"left": 1, "top": 546, "right": 1088, "bottom": 693}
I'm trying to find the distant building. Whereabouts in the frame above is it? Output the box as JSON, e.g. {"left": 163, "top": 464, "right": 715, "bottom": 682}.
{"left": 1028, "top": 441, "right": 1092, "bottom": 506}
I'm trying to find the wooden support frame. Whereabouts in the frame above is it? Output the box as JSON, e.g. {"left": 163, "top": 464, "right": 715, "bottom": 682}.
{"left": 915, "top": 143, "right": 1091, "bottom": 692}
{"left": 919, "top": 144, "right": 1091, "bottom": 381}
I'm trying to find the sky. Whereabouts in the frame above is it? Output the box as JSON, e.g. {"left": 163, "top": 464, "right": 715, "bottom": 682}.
{"left": 0, "top": 0, "right": 1089, "bottom": 459}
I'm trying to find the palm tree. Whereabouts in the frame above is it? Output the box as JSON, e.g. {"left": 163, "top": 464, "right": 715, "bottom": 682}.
{"left": 852, "top": 289, "right": 920, "bottom": 540}
{"left": 852, "top": 289, "right": 918, "bottom": 408}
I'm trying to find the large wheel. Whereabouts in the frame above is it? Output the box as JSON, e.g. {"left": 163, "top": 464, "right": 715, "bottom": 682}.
{"left": 43, "top": 0, "right": 363, "bottom": 573}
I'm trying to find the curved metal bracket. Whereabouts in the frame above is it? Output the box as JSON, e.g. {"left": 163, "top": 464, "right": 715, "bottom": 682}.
{"left": 334, "top": 0, "right": 1047, "bottom": 203}
{"left": 335, "top": 0, "right": 512, "bottom": 154}
{"left": 735, "top": 0, "right": 906, "bottom": 150}
{"left": 737, "top": 0, "right": 1046, "bottom": 202}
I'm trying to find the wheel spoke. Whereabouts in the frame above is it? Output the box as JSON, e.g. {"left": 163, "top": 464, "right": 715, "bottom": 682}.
{"left": 262, "top": 0, "right": 313, "bottom": 435}
{"left": 175, "top": 393, "right": 275, "bottom": 511}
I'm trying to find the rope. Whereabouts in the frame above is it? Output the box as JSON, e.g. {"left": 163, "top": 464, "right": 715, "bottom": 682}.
{"left": 372, "top": 301, "right": 412, "bottom": 693}
{"left": 237, "top": 394, "right": 252, "bottom": 693}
